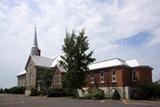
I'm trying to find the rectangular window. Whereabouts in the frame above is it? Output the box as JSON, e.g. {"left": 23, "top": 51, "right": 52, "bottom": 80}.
{"left": 54, "top": 74, "right": 60, "bottom": 85}
{"left": 90, "top": 74, "right": 94, "bottom": 84}
{"left": 100, "top": 71, "right": 104, "bottom": 83}
{"left": 111, "top": 70, "right": 116, "bottom": 82}
{"left": 132, "top": 70, "right": 136, "bottom": 81}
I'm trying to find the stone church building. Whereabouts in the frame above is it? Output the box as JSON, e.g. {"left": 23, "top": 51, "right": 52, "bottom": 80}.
{"left": 17, "top": 29, "right": 153, "bottom": 98}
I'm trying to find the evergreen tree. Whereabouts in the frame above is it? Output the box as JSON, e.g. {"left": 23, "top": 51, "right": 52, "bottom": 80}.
{"left": 60, "top": 29, "right": 95, "bottom": 96}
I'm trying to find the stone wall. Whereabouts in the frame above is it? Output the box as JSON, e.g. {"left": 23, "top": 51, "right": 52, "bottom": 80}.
{"left": 25, "top": 57, "right": 37, "bottom": 95}
{"left": 17, "top": 74, "right": 26, "bottom": 87}
{"left": 78, "top": 86, "right": 132, "bottom": 99}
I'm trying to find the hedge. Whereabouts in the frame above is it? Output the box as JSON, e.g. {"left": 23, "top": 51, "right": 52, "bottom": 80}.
{"left": 0, "top": 86, "right": 25, "bottom": 94}
{"left": 131, "top": 83, "right": 160, "bottom": 100}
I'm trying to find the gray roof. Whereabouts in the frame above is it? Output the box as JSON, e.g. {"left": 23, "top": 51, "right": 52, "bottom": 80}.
{"left": 17, "top": 70, "right": 26, "bottom": 76}
{"left": 31, "top": 55, "right": 53, "bottom": 68}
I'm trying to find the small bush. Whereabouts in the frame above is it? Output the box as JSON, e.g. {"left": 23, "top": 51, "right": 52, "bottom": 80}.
{"left": 84, "top": 94, "right": 92, "bottom": 99}
{"left": 30, "top": 88, "right": 40, "bottom": 96}
{"left": 47, "top": 88, "right": 73, "bottom": 97}
{"left": 40, "top": 88, "right": 49, "bottom": 96}
{"left": 93, "top": 89, "right": 105, "bottom": 99}
{"left": 84, "top": 89, "right": 105, "bottom": 100}
{"left": 112, "top": 89, "right": 120, "bottom": 100}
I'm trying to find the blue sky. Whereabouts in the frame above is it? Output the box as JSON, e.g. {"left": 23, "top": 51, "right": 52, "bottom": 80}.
{"left": 0, "top": 0, "right": 160, "bottom": 88}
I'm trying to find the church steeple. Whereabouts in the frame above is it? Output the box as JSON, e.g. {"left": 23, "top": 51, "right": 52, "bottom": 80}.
{"left": 31, "top": 27, "right": 41, "bottom": 56}
{"left": 34, "top": 27, "right": 38, "bottom": 47}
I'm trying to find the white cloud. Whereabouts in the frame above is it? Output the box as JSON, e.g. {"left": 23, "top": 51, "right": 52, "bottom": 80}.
{"left": 148, "top": 25, "right": 160, "bottom": 45}
{"left": 0, "top": 0, "right": 160, "bottom": 87}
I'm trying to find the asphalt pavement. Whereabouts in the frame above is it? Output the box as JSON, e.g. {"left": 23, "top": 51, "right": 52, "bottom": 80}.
{"left": 0, "top": 94, "right": 159, "bottom": 107}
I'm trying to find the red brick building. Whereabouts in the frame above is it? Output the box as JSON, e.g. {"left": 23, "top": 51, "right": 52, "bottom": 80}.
{"left": 83, "top": 58, "right": 152, "bottom": 98}
{"left": 52, "top": 58, "right": 152, "bottom": 99}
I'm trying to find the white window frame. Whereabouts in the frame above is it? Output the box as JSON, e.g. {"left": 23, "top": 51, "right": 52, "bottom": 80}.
{"left": 100, "top": 71, "right": 104, "bottom": 83}
{"left": 54, "top": 74, "right": 60, "bottom": 85}
{"left": 111, "top": 69, "right": 116, "bottom": 82}
{"left": 90, "top": 74, "right": 94, "bottom": 84}
{"left": 132, "top": 70, "right": 136, "bottom": 81}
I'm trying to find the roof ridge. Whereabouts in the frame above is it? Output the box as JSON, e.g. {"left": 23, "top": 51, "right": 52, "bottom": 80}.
{"left": 31, "top": 55, "right": 52, "bottom": 60}
{"left": 90, "top": 58, "right": 125, "bottom": 65}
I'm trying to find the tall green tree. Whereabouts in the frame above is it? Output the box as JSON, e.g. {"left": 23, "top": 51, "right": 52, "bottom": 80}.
{"left": 60, "top": 29, "right": 95, "bottom": 96}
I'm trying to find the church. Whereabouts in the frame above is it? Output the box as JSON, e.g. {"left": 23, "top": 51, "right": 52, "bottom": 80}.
{"left": 17, "top": 28, "right": 153, "bottom": 99}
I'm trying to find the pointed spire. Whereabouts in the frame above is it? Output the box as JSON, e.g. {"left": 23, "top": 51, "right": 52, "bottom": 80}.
{"left": 31, "top": 26, "right": 41, "bottom": 56}
{"left": 34, "top": 27, "right": 38, "bottom": 47}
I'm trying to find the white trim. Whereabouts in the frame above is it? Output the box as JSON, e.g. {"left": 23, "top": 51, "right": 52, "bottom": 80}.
{"left": 90, "top": 74, "right": 94, "bottom": 84}
{"left": 111, "top": 70, "right": 116, "bottom": 82}
{"left": 100, "top": 71, "right": 105, "bottom": 83}
{"left": 132, "top": 70, "right": 136, "bottom": 81}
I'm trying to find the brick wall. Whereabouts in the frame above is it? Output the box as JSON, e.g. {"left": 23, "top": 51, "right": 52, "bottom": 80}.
{"left": 85, "top": 66, "right": 125, "bottom": 87}
{"left": 130, "top": 67, "right": 152, "bottom": 86}
{"left": 85, "top": 66, "right": 152, "bottom": 88}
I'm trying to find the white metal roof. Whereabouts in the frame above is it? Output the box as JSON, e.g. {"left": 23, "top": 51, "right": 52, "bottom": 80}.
{"left": 89, "top": 58, "right": 140, "bottom": 70}
{"left": 125, "top": 59, "right": 140, "bottom": 67}
{"left": 17, "top": 70, "right": 26, "bottom": 76}
{"left": 31, "top": 55, "right": 53, "bottom": 68}
{"left": 51, "top": 55, "right": 66, "bottom": 72}
{"left": 51, "top": 55, "right": 62, "bottom": 67}
{"left": 89, "top": 58, "right": 127, "bottom": 70}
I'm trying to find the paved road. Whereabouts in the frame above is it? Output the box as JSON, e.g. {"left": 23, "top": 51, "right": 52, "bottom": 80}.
{"left": 0, "top": 94, "right": 160, "bottom": 107}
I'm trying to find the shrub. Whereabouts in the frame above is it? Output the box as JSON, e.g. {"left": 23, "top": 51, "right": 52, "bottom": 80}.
{"left": 30, "top": 88, "right": 40, "bottom": 96}
{"left": 10, "top": 86, "right": 25, "bottom": 94}
{"left": 84, "top": 94, "right": 92, "bottom": 99}
{"left": 131, "top": 84, "right": 160, "bottom": 100}
{"left": 132, "top": 86, "right": 151, "bottom": 100}
{"left": 3, "top": 88, "right": 10, "bottom": 93}
{"left": 47, "top": 88, "right": 73, "bottom": 97}
{"left": 84, "top": 89, "right": 105, "bottom": 100}
{"left": 93, "top": 89, "right": 105, "bottom": 99}
{"left": 0, "top": 88, "right": 3, "bottom": 93}
{"left": 47, "top": 88, "right": 65, "bottom": 97}
{"left": 112, "top": 89, "right": 120, "bottom": 100}
{"left": 152, "top": 83, "right": 160, "bottom": 99}
{"left": 40, "top": 88, "right": 49, "bottom": 96}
